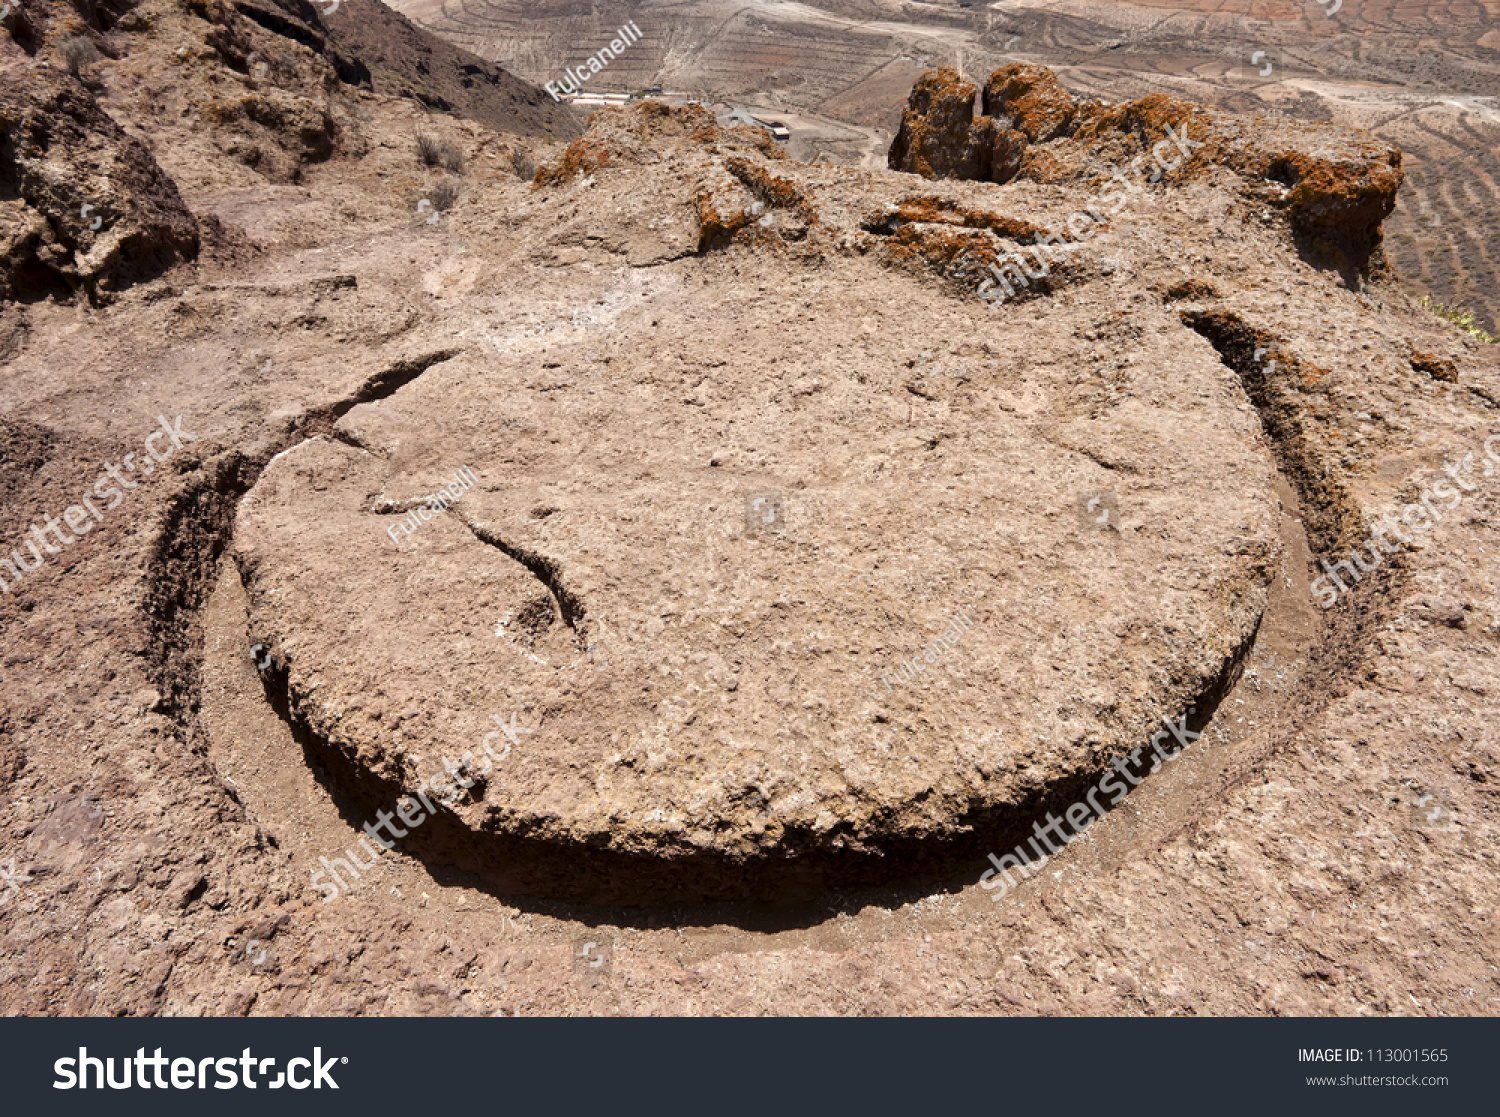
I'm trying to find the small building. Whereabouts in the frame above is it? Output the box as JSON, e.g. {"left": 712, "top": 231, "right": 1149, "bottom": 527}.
{"left": 715, "top": 106, "right": 759, "bottom": 129}
{"left": 713, "top": 106, "right": 791, "bottom": 142}
{"left": 572, "top": 91, "right": 631, "bottom": 104}
{"left": 753, "top": 117, "right": 791, "bottom": 142}
{"left": 565, "top": 91, "right": 633, "bottom": 109}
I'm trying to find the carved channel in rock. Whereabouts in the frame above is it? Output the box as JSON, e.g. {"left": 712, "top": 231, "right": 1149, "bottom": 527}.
{"left": 461, "top": 519, "right": 587, "bottom": 646}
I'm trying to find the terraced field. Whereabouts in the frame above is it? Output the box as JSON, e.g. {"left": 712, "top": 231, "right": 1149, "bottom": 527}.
{"left": 401, "top": 0, "right": 955, "bottom": 103}
{"left": 1381, "top": 113, "right": 1500, "bottom": 335}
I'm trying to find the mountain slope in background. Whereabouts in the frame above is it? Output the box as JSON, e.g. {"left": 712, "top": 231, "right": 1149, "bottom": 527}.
{"left": 322, "top": 0, "right": 578, "bottom": 138}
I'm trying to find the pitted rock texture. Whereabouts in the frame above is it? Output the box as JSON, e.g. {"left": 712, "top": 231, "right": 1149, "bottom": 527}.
{"left": 0, "top": 74, "right": 200, "bottom": 301}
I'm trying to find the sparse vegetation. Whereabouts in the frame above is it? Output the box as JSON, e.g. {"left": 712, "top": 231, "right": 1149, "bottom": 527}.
{"left": 59, "top": 35, "right": 99, "bottom": 79}
{"left": 416, "top": 131, "right": 464, "bottom": 174}
{"left": 427, "top": 177, "right": 462, "bottom": 211}
{"left": 1419, "top": 295, "right": 1499, "bottom": 343}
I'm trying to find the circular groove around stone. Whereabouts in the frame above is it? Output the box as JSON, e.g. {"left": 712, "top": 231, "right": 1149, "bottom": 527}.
{"left": 233, "top": 289, "right": 1281, "bottom": 867}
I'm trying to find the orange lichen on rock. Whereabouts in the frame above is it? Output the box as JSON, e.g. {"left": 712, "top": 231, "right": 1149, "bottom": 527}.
{"left": 1013, "top": 145, "right": 1076, "bottom": 185}
{"left": 888, "top": 63, "right": 1403, "bottom": 270}
{"left": 879, "top": 224, "right": 997, "bottom": 279}
{"left": 535, "top": 102, "right": 736, "bottom": 189}
{"left": 529, "top": 101, "right": 809, "bottom": 255}
{"left": 892, "top": 195, "right": 1041, "bottom": 242}
{"left": 725, "top": 157, "right": 816, "bottom": 224}
{"left": 533, "top": 134, "right": 616, "bottom": 188}
{"left": 981, "top": 64, "right": 1081, "bottom": 143}
{"left": 1411, "top": 349, "right": 1459, "bottom": 382}
{"left": 694, "top": 190, "right": 755, "bottom": 252}
{"left": 1296, "top": 361, "right": 1333, "bottom": 389}
{"left": 873, "top": 216, "right": 1083, "bottom": 305}
{"left": 1067, "top": 94, "right": 1211, "bottom": 182}
{"left": 887, "top": 67, "right": 996, "bottom": 181}
{"left": 1268, "top": 146, "right": 1404, "bottom": 252}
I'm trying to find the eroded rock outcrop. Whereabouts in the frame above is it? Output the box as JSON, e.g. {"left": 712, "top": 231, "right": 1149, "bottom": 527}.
{"left": 220, "top": 97, "right": 1341, "bottom": 898}
{"left": 891, "top": 64, "right": 1402, "bottom": 273}
{"left": 886, "top": 68, "right": 997, "bottom": 182}
{"left": 0, "top": 74, "right": 200, "bottom": 301}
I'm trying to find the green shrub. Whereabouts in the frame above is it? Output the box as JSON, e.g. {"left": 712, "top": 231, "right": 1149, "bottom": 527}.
{"left": 1420, "top": 295, "right": 1499, "bottom": 343}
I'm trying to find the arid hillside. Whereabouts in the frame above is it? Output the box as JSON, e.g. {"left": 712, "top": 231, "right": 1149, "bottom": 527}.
{"left": 389, "top": 0, "right": 1500, "bottom": 334}
{"left": 0, "top": 0, "right": 1498, "bottom": 1016}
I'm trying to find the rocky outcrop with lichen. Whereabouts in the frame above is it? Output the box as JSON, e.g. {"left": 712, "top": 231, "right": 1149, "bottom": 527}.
{"left": 891, "top": 64, "right": 1402, "bottom": 273}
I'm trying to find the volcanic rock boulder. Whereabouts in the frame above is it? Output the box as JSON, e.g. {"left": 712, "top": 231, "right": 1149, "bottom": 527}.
{"left": 887, "top": 68, "right": 997, "bottom": 182}
{"left": 982, "top": 66, "right": 1080, "bottom": 143}
{"left": 0, "top": 73, "right": 199, "bottom": 301}
{"left": 226, "top": 70, "right": 1407, "bottom": 901}
{"left": 888, "top": 66, "right": 1085, "bottom": 181}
